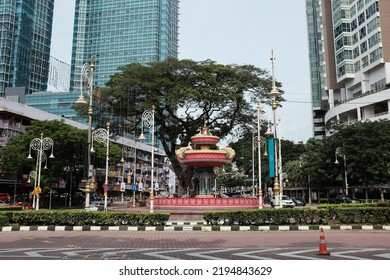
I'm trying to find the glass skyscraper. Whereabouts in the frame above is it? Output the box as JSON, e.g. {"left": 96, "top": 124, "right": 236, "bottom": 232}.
{"left": 306, "top": 0, "right": 328, "bottom": 139}
{"left": 0, "top": 0, "right": 54, "bottom": 97}
{"left": 69, "top": 0, "right": 179, "bottom": 92}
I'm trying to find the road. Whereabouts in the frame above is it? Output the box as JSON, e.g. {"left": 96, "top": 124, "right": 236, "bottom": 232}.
{"left": 1, "top": 230, "right": 389, "bottom": 260}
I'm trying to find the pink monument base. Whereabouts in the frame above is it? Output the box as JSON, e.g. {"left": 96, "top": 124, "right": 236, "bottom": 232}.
{"left": 150, "top": 197, "right": 259, "bottom": 210}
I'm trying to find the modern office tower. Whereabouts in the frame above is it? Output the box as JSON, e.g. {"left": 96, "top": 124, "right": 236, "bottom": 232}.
{"left": 306, "top": 0, "right": 327, "bottom": 139}
{"left": 0, "top": 0, "right": 54, "bottom": 97}
{"left": 69, "top": 0, "right": 179, "bottom": 92}
{"left": 306, "top": 0, "right": 390, "bottom": 137}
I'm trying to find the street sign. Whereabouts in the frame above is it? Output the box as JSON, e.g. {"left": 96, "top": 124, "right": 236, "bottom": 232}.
{"left": 120, "top": 182, "right": 126, "bottom": 192}
{"left": 132, "top": 184, "right": 138, "bottom": 191}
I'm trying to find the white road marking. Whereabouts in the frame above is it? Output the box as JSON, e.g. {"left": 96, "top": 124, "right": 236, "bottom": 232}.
{"left": 331, "top": 248, "right": 386, "bottom": 260}
{"left": 233, "top": 248, "right": 283, "bottom": 260}
{"left": 187, "top": 248, "right": 243, "bottom": 260}
{"left": 278, "top": 248, "right": 321, "bottom": 260}
{"left": 144, "top": 248, "right": 201, "bottom": 260}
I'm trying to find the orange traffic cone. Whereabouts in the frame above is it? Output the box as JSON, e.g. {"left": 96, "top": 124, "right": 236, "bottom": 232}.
{"left": 316, "top": 227, "right": 330, "bottom": 255}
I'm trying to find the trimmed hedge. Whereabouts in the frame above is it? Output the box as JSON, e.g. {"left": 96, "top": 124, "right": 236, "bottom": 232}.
{"left": 0, "top": 214, "right": 8, "bottom": 226}
{"left": 0, "top": 206, "right": 23, "bottom": 211}
{"left": 204, "top": 204, "right": 390, "bottom": 226}
{"left": 318, "top": 203, "right": 390, "bottom": 224}
{"left": 203, "top": 208, "right": 329, "bottom": 226}
{"left": 317, "top": 202, "right": 389, "bottom": 209}
{"left": 1, "top": 210, "right": 170, "bottom": 226}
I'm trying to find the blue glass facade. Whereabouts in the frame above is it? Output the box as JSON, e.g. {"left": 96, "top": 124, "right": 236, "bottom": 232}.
{"left": 25, "top": 91, "right": 86, "bottom": 123}
{"left": 0, "top": 0, "right": 54, "bottom": 96}
{"left": 69, "top": 0, "right": 179, "bottom": 92}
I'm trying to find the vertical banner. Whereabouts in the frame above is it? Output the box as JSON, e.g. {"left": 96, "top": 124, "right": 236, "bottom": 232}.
{"left": 268, "top": 138, "right": 275, "bottom": 178}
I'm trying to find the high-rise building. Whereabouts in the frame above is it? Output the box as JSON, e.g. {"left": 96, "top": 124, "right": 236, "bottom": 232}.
{"left": 0, "top": 0, "right": 54, "bottom": 97}
{"left": 306, "top": 0, "right": 390, "bottom": 137}
{"left": 69, "top": 0, "right": 179, "bottom": 92}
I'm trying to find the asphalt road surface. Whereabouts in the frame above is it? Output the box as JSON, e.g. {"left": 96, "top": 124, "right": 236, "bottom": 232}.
{"left": 1, "top": 230, "right": 389, "bottom": 260}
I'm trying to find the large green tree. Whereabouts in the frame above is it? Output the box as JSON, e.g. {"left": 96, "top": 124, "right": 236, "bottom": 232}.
{"left": 327, "top": 120, "right": 390, "bottom": 187}
{"left": 0, "top": 120, "right": 121, "bottom": 189}
{"left": 288, "top": 120, "right": 390, "bottom": 198}
{"left": 98, "top": 58, "right": 280, "bottom": 193}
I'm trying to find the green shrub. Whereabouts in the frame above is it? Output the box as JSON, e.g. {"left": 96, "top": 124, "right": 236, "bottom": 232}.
{"left": 2, "top": 210, "right": 170, "bottom": 226}
{"left": 0, "top": 206, "right": 23, "bottom": 211}
{"left": 204, "top": 208, "right": 328, "bottom": 226}
{"left": 0, "top": 214, "right": 9, "bottom": 226}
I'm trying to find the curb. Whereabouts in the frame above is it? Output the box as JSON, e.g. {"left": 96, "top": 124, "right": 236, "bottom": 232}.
{"left": 1, "top": 224, "right": 389, "bottom": 232}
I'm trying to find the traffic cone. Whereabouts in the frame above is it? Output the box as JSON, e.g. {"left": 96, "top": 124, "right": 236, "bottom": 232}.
{"left": 316, "top": 227, "right": 330, "bottom": 255}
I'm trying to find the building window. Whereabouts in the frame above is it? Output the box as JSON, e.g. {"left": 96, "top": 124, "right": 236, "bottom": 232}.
{"left": 359, "top": 26, "right": 367, "bottom": 39}
{"left": 369, "top": 47, "right": 382, "bottom": 63}
{"left": 360, "top": 41, "right": 368, "bottom": 54}
{"left": 358, "top": 12, "right": 365, "bottom": 25}
{"left": 354, "top": 61, "right": 361, "bottom": 73}
{"left": 353, "top": 46, "right": 360, "bottom": 59}
{"left": 357, "top": 0, "right": 364, "bottom": 11}
{"left": 367, "top": 17, "right": 380, "bottom": 34}
{"left": 370, "top": 78, "right": 386, "bottom": 92}
{"left": 366, "top": 1, "right": 379, "bottom": 20}
{"left": 361, "top": 55, "right": 369, "bottom": 68}
{"left": 368, "top": 32, "right": 381, "bottom": 48}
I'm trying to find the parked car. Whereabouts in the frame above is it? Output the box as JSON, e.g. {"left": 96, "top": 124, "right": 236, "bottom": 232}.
{"left": 270, "top": 195, "right": 295, "bottom": 208}
{"left": 0, "top": 201, "right": 10, "bottom": 207}
{"left": 0, "top": 193, "right": 10, "bottom": 203}
{"left": 291, "top": 197, "right": 306, "bottom": 206}
{"left": 86, "top": 201, "right": 106, "bottom": 211}
{"left": 14, "top": 202, "right": 33, "bottom": 209}
{"left": 328, "top": 194, "right": 361, "bottom": 204}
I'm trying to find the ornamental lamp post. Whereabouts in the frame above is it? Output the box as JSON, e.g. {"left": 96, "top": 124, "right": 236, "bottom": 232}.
{"left": 256, "top": 103, "right": 265, "bottom": 208}
{"left": 252, "top": 131, "right": 256, "bottom": 197}
{"left": 27, "top": 133, "right": 54, "bottom": 210}
{"left": 91, "top": 123, "right": 110, "bottom": 211}
{"left": 75, "top": 56, "right": 95, "bottom": 208}
{"left": 268, "top": 50, "right": 282, "bottom": 208}
{"left": 139, "top": 106, "right": 156, "bottom": 213}
{"left": 335, "top": 146, "right": 348, "bottom": 195}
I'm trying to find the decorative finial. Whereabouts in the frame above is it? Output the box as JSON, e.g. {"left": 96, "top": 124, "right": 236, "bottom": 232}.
{"left": 269, "top": 49, "right": 281, "bottom": 98}
{"left": 201, "top": 115, "right": 209, "bottom": 135}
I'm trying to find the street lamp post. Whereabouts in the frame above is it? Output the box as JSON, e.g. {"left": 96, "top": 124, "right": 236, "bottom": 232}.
{"left": 91, "top": 123, "right": 110, "bottom": 211}
{"left": 277, "top": 118, "right": 283, "bottom": 203}
{"left": 27, "top": 133, "right": 54, "bottom": 210}
{"left": 139, "top": 106, "right": 156, "bottom": 213}
{"left": 335, "top": 146, "right": 348, "bottom": 195}
{"left": 128, "top": 146, "right": 138, "bottom": 207}
{"left": 122, "top": 145, "right": 137, "bottom": 206}
{"left": 256, "top": 103, "right": 264, "bottom": 208}
{"left": 252, "top": 132, "right": 256, "bottom": 196}
{"left": 268, "top": 50, "right": 282, "bottom": 208}
{"left": 75, "top": 56, "right": 95, "bottom": 207}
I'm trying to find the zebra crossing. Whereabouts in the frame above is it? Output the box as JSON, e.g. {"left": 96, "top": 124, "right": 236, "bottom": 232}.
{"left": 0, "top": 247, "right": 389, "bottom": 260}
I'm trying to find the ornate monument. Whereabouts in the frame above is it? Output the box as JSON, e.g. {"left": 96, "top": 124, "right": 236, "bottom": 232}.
{"left": 175, "top": 122, "right": 235, "bottom": 197}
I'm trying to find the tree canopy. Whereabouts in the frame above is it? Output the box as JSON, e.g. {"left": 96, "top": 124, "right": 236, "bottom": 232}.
{"left": 286, "top": 120, "right": 390, "bottom": 194}
{"left": 0, "top": 120, "right": 121, "bottom": 188}
{"left": 98, "top": 58, "right": 280, "bottom": 193}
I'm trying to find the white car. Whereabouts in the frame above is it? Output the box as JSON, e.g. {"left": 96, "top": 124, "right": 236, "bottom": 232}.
{"left": 85, "top": 201, "right": 105, "bottom": 211}
{"left": 270, "top": 195, "right": 295, "bottom": 208}
{"left": 0, "top": 201, "right": 10, "bottom": 207}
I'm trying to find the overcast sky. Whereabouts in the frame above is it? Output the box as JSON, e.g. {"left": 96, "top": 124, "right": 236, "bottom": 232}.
{"left": 51, "top": 0, "right": 312, "bottom": 143}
